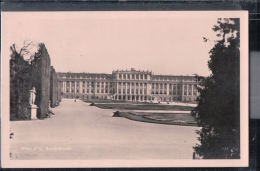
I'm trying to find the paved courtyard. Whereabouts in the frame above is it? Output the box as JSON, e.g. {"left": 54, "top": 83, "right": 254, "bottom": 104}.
{"left": 10, "top": 99, "right": 199, "bottom": 160}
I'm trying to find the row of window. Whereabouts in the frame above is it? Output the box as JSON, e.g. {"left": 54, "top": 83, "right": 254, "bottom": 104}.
{"left": 151, "top": 90, "right": 197, "bottom": 96}
{"left": 152, "top": 87, "right": 180, "bottom": 92}
{"left": 66, "top": 81, "right": 112, "bottom": 86}
{"left": 67, "top": 84, "right": 112, "bottom": 88}
{"left": 115, "top": 95, "right": 149, "bottom": 101}
{"left": 65, "top": 81, "right": 197, "bottom": 89}
{"left": 117, "top": 89, "right": 147, "bottom": 95}
{"left": 184, "top": 91, "right": 193, "bottom": 96}
{"left": 65, "top": 87, "right": 197, "bottom": 95}
{"left": 152, "top": 83, "right": 196, "bottom": 89}
{"left": 66, "top": 88, "right": 112, "bottom": 94}
{"left": 151, "top": 90, "right": 182, "bottom": 95}
{"left": 118, "top": 73, "right": 149, "bottom": 80}
{"left": 113, "top": 95, "right": 194, "bottom": 102}
{"left": 184, "top": 90, "right": 197, "bottom": 96}
{"left": 118, "top": 83, "right": 148, "bottom": 89}
{"left": 64, "top": 93, "right": 195, "bottom": 102}
{"left": 65, "top": 76, "right": 108, "bottom": 80}
{"left": 118, "top": 82, "right": 147, "bottom": 86}
{"left": 152, "top": 78, "right": 196, "bottom": 82}
{"left": 183, "top": 84, "right": 193, "bottom": 89}
{"left": 64, "top": 75, "right": 195, "bottom": 82}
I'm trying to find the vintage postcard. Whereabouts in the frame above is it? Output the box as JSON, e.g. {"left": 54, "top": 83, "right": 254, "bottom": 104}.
{"left": 1, "top": 11, "right": 248, "bottom": 168}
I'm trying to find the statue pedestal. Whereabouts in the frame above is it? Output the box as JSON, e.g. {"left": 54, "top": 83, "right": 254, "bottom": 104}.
{"left": 29, "top": 105, "right": 38, "bottom": 120}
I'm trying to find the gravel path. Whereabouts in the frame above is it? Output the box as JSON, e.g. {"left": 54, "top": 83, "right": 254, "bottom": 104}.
{"left": 10, "top": 99, "right": 199, "bottom": 160}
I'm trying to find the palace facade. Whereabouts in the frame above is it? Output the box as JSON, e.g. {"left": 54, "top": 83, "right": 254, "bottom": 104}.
{"left": 57, "top": 68, "right": 199, "bottom": 102}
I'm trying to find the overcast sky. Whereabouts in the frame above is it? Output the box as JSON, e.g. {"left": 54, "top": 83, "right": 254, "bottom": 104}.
{"left": 2, "top": 12, "right": 229, "bottom": 76}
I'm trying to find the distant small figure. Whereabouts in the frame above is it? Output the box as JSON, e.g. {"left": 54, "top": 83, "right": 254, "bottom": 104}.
{"left": 10, "top": 152, "right": 13, "bottom": 159}
{"left": 74, "top": 99, "right": 76, "bottom": 102}
{"left": 203, "top": 36, "right": 208, "bottom": 42}
{"left": 10, "top": 132, "right": 14, "bottom": 139}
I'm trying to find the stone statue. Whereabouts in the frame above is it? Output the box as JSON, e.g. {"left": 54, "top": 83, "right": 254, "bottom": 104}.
{"left": 29, "top": 86, "right": 38, "bottom": 120}
{"left": 29, "top": 87, "right": 36, "bottom": 106}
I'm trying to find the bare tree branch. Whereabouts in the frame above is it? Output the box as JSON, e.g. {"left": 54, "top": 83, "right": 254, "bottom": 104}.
{"left": 18, "top": 40, "right": 34, "bottom": 56}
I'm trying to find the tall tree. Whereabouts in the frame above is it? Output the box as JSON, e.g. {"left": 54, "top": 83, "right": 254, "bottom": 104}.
{"left": 10, "top": 42, "right": 33, "bottom": 120}
{"left": 193, "top": 18, "right": 240, "bottom": 159}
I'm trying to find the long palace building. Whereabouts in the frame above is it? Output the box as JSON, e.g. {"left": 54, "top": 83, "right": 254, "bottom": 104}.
{"left": 57, "top": 68, "right": 199, "bottom": 102}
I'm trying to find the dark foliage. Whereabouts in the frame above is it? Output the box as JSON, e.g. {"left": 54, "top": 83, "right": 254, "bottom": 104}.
{"left": 10, "top": 44, "right": 32, "bottom": 120}
{"left": 9, "top": 42, "right": 57, "bottom": 120}
{"left": 31, "top": 43, "right": 51, "bottom": 119}
{"left": 192, "top": 18, "right": 240, "bottom": 159}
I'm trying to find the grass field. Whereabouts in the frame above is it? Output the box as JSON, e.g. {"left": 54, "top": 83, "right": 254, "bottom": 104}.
{"left": 113, "top": 111, "right": 197, "bottom": 126}
{"left": 85, "top": 100, "right": 196, "bottom": 126}
{"left": 94, "top": 103, "right": 194, "bottom": 111}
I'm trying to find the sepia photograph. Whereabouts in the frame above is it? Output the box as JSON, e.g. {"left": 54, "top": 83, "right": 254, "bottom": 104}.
{"left": 1, "top": 11, "right": 248, "bottom": 168}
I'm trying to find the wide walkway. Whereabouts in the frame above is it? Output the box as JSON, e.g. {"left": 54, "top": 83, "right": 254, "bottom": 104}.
{"left": 10, "top": 99, "right": 199, "bottom": 160}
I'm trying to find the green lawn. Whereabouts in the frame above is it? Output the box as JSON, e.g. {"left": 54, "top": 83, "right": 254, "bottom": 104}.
{"left": 94, "top": 103, "right": 194, "bottom": 111}
{"left": 113, "top": 111, "right": 197, "bottom": 126}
